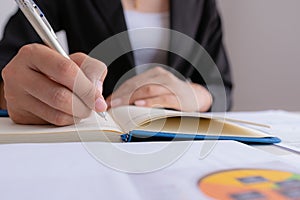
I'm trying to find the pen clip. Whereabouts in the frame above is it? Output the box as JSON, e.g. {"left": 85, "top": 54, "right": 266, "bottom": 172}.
{"left": 31, "top": 2, "right": 57, "bottom": 39}
{"left": 15, "top": 0, "right": 69, "bottom": 58}
{"left": 16, "top": 0, "right": 57, "bottom": 39}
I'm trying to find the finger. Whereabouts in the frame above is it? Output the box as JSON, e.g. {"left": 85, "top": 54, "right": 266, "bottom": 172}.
{"left": 70, "top": 53, "right": 108, "bottom": 111}
{"left": 29, "top": 97, "right": 80, "bottom": 126}
{"left": 134, "top": 94, "right": 181, "bottom": 111}
{"left": 112, "top": 66, "right": 181, "bottom": 104}
{"left": 23, "top": 69, "right": 92, "bottom": 118}
{"left": 9, "top": 94, "right": 79, "bottom": 126}
{"left": 111, "top": 66, "right": 168, "bottom": 99}
{"left": 7, "top": 105, "right": 49, "bottom": 125}
{"left": 16, "top": 44, "right": 103, "bottom": 111}
{"left": 109, "top": 84, "right": 172, "bottom": 107}
{"left": 129, "top": 84, "right": 171, "bottom": 103}
{"left": 70, "top": 53, "right": 107, "bottom": 83}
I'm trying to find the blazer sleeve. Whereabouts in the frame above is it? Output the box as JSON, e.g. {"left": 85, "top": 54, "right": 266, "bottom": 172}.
{"left": 0, "top": 0, "right": 62, "bottom": 82}
{"left": 192, "top": 0, "right": 233, "bottom": 111}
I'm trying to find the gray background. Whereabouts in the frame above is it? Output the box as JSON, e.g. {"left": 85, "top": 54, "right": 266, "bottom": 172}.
{"left": 1, "top": 0, "right": 299, "bottom": 111}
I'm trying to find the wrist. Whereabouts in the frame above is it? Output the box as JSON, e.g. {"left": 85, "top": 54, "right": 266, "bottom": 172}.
{"left": 190, "top": 83, "right": 213, "bottom": 112}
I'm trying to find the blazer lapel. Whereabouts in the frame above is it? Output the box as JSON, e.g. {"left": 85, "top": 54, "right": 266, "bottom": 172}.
{"left": 91, "top": 0, "right": 135, "bottom": 66}
{"left": 91, "top": 0, "right": 204, "bottom": 76}
{"left": 92, "top": 0, "right": 202, "bottom": 38}
{"left": 170, "top": 0, "right": 203, "bottom": 38}
{"left": 92, "top": 0, "right": 127, "bottom": 35}
{"left": 169, "top": 0, "right": 204, "bottom": 72}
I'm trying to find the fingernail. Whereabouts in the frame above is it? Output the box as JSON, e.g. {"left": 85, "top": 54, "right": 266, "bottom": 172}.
{"left": 111, "top": 98, "right": 122, "bottom": 107}
{"left": 96, "top": 80, "right": 103, "bottom": 93}
{"left": 134, "top": 100, "right": 146, "bottom": 106}
{"left": 95, "top": 97, "right": 107, "bottom": 112}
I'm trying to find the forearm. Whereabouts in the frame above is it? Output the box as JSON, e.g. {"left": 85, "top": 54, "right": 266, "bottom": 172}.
{"left": 0, "top": 82, "right": 7, "bottom": 109}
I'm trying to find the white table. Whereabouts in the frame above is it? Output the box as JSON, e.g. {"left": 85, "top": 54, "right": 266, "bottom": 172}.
{"left": 1, "top": 110, "right": 300, "bottom": 200}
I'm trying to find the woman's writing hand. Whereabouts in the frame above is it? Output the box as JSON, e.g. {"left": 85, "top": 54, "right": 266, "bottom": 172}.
{"left": 2, "top": 44, "right": 107, "bottom": 126}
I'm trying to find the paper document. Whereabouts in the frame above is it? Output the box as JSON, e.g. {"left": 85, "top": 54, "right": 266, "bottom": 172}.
{"left": 0, "top": 141, "right": 299, "bottom": 200}
{"left": 220, "top": 110, "right": 300, "bottom": 153}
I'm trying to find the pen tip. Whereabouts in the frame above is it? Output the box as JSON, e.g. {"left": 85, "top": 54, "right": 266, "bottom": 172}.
{"left": 98, "top": 112, "right": 108, "bottom": 121}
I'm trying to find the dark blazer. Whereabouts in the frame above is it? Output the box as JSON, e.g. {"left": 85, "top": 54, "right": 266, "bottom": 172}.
{"left": 0, "top": 0, "right": 233, "bottom": 111}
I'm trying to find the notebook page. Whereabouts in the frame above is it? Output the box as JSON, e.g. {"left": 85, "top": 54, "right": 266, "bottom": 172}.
{"left": 108, "top": 106, "right": 269, "bottom": 137}
{"left": 0, "top": 111, "right": 123, "bottom": 134}
{"left": 108, "top": 106, "right": 196, "bottom": 132}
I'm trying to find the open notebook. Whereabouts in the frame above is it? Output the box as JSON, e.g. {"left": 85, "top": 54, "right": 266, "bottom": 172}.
{"left": 0, "top": 106, "right": 281, "bottom": 144}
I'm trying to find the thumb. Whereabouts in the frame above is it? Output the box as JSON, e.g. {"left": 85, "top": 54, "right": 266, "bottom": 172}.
{"left": 70, "top": 53, "right": 107, "bottom": 84}
{"left": 70, "top": 53, "right": 108, "bottom": 112}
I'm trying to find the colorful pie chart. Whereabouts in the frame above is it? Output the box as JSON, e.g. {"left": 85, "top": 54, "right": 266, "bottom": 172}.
{"left": 199, "top": 169, "right": 300, "bottom": 200}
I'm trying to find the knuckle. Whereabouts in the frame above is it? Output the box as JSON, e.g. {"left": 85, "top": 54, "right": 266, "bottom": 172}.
{"left": 1, "top": 66, "right": 11, "bottom": 81}
{"left": 8, "top": 112, "right": 22, "bottom": 124}
{"left": 80, "top": 57, "right": 107, "bottom": 81}
{"left": 165, "top": 72, "right": 175, "bottom": 80}
{"left": 153, "top": 67, "right": 175, "bottom": 79}
{"left": 97, "top": 60, "right": 107, "bottom": 68}
{"left": 153, "top": 66, "right": 164, "bottom": 72}
{"left": 18, "top": 44, "right": 34, "bottom": 57}
{"left": 3, "top": 91, "right": 15, "bottom": 102}
{"left": 18, "top": 43, "right": 42, "bottom": 58}
{"left": 53, "top": 112, "right": 72, "bottom": 126}
{"left": 94, "top": 60, "right": 107, "bottom": 78}
{"left": 6, "top": 107, "right": 30, "bottom": 125}
{"left": 52, "top": 88, "right": 71, "bottom": 108}
{"left": 58, "top": 59, "right": 75, "bottom": 76}
{"left": 74, "top": 52, "right": 86, "bottom": 58}
{"left": 155, "top": 66, "right": 168, "bottom": 75}
{"left": 101, "top": 62, "right": 108, "bottom": 74}
{"left": 80, "top": 86, "right": 96, "bottom": 101}
{"left": 2, "top": 66, "right": 20, "bottom": 87}
{"left": 144, "top": 85, "right": 155, "bottom": 95}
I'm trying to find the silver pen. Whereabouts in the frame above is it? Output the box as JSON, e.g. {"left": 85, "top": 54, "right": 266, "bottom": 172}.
{"left": 15, "top": 0, "right": 108, "bottom": 121}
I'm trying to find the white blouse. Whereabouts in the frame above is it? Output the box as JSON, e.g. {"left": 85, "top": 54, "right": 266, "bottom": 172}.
{"left": 123, "top": 10, "right": 170, "bottom": 74}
